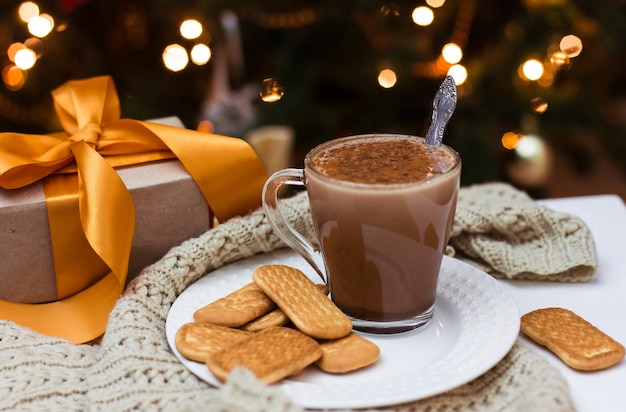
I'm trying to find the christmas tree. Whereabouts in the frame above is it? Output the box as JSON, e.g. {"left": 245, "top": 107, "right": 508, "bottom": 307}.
{"left": 1, "top": 0, "right": 625, "bottom": 196}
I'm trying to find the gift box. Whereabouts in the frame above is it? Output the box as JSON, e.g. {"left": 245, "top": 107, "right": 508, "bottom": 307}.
{"left": 0, "top": 117, "right": 210, "bottom": 303}
{"left": 0, "top": 76, "right": 268, "bottom": 344}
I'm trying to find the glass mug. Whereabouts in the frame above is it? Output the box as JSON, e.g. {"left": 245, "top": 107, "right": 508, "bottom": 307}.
{"left": 262, "top": 134, "right": 461, "bottom": 334}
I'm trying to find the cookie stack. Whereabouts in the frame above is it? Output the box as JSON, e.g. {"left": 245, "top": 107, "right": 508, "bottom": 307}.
{"left": 175, "top": 264, "right": 380, "bottom": 384}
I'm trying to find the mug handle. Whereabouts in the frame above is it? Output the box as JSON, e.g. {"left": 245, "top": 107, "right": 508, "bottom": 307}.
{"left": 262, "top": 168, "right": 327, "bottom": 284}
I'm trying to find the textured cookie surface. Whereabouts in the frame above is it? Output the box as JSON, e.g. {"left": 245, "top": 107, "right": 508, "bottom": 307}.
{"left": 253, "top": 265, "right": 353, "bottom": 339}
{"left": 316, "top": 332, "right": 380, "bottom": 373}
{"left": 240, "top": 308, "right": 290, "bottom": 332}
{"left": 206, "top": 326, "right": 322, "bottom": 384}
{"left": 521, "top": 307, "right": 625, "bottom": 371}
{"left": 240, "top": 284, "right": 328, "bottom": 332}
{"left": 175, "top": 322, "right": 253, "bottom": 363}
{"left": 193, "top": 282, "right": 276, "bottom": 327}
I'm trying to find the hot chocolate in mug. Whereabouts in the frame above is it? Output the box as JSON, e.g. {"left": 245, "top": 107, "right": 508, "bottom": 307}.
{"left": 262, "top": 134, "right": 461, "bottom": 334}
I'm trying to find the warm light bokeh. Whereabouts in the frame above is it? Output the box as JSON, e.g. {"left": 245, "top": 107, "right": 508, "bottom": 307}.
{"left": 378, "top": 68, "right": 397, "bottom": 88}
{"left": 520, "top": 59, "right": 543, "bottom": 81}
{"left": 426, "top": 0, "right": 446, "bottom": 8}
{"left": 14, "top": 48, "right": 36, "bottom": 70}
{"left": 190, "top": 44, "right": 211, "bottom": 65}
{"left": 447, "top": 64, "right": 467, "bottom": 85}
{"left": 27, "top": 13, "right": 54, "bottom": 38}
{"left": 260, "top": 78, "right": 284, "bottom": 102}
{"left": 2, "top": 65, "right": 26, "bottom": 91}
{"left": 162, "top": 44, "right": 189, "bottom": 72}
{"left": 180, "top": 19, "right": 203, "bottom": 40}
{"left": 442, "top": 43, "right": 462, "bottom": 64}
{"left": 412, "top": 7, "right": 434, "bottom": 26}
{"left": 501, "top": 131, "right": 522, "bottom": 150}
{"left": 18, "top": 1, "right": 39, "bottom": 23}
{"left": 559, "top": 34, "right": 583, "bottom": 58}
{"left": 530, "top": 97, "right": 548, "bottom": 113}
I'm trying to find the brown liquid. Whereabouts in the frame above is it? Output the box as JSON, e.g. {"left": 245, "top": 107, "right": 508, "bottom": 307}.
{"left": 306, "top": 135, "right": 460, "bottom": 322}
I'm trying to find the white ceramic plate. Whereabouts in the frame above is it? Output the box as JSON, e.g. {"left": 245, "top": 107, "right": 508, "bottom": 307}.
{"left": 166, "top": 249, "right": 519, "bottom": 409}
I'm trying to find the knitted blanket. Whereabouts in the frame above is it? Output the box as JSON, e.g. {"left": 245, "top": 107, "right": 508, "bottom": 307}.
{"left": 0, "top": 183, "right": 597, "bottom": 411}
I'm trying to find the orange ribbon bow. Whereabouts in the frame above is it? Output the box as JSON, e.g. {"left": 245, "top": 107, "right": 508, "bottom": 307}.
{"left": 0, "top": 76, "right": 268, "bottom": 343}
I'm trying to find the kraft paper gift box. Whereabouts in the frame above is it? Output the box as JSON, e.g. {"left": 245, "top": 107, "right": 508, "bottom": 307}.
{"left": 0, "top": 76, "right": 268, "bottom": 344}
{"left": 0, "top": 126, "right": 208, "bottom": 304}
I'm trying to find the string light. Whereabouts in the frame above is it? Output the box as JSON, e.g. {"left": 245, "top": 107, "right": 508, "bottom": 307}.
{"left": 412, "top": 7, "right": 434, "bottom": 26}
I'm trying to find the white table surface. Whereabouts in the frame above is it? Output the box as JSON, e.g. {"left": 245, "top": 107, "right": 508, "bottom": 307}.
{"left": 503, "top": 194, "right": 626, "bottom": 411}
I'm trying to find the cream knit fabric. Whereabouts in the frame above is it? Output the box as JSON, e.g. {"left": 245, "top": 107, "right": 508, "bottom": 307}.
{"left": 448, "top": 183, "right": 598, "bottom": 282}
{"left": 0, "top": 183, "right": 592, "bottom": 411}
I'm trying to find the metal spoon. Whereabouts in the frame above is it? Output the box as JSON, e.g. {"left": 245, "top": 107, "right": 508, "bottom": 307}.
{"left": 425, "top": 75, "right": 457, "bottom": 148}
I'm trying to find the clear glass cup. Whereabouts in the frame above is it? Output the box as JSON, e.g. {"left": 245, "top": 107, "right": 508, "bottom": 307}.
{"left": 263, "top": 134, "right": 461, "bottom": 334}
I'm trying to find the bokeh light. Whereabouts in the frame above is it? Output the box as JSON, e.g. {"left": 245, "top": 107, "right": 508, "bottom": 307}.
{"left": 378, "top": 68, "right": 397, "bottom": 88}
{"left": 447, "top": 64, "right": 467, "bottom": 85}
{"left": 28, "top": 13, "right": 54, "bottom": 38}
{"left": 501, "top": 131, "right": 522, "bottom": 150}
{"left": 515, "top": 134, "right": 543, "bottom": 158}
{"left": 14, "top": 48, "right": 36, "bottom": 70}
{"left": 190, "top": 43, "right": 211, "bottom": 65}
{"left": 412, "top": 7, "right": 434, "bottom": 26}
{"left": 530, "top": 97, "right": 548, "bottom": 113}
{"left": 24, "top": 38, "right": 44, "bottom": 57}
{"left": 549, "top": 50, "right": 570, "bottom": 68}
{"left": 2, "top": 65, "right": 26, "bottom": 91}
{"left": 441, "top": 43, "right": 462, "bottom": 64}
{"left": 380, "top": 3, "right": 400, "bottom": 16}
{"left": 162, "top": 44, "right": 188, "bottom": 72}
{"left": 7, "top": 43, "right": 25, "bottom": 62}
{"left": 260, "top": 78, "right": 284, "bottom": 102}
{"left": 426, "top": 0, "right": 446, "bottom": 8}
{"left": 520, "top": 59, "right": 543, "bottom": 81}
{"left": 18, "top": 1, "right": 39, "bottom": 23}
{"left": 180, "top": 19, "right": 203, "bottom": 40}
{"left": 559, "top": 34, "right": 582, "bottom": 58}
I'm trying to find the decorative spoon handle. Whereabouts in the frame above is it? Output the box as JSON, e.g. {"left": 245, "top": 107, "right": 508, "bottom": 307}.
{"left": 425, "top": 76, "right": 457, "bottom": 148}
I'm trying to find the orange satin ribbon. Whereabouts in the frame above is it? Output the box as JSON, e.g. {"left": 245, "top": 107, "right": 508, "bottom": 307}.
{"left": 0, "top": 76, "right": 268, "bottom": 343}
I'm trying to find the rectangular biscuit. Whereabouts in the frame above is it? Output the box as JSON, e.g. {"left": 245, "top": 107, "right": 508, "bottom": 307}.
{"left": 193, "top": 282, "right": 276, "bottom": 327}
{"left": 206, "top": 326, "right": 322, "bottom": 384}
{"left": 240, "top": 308, "right": 289, "bottom": 332}
{"left": 240, "top": 284, "right": 329, "bottom": 332}
{"left": 521, "top": 307, "right": 625, "bottom": 371}
{"left": 175, "top": 322, "right": 253, "bottom": 363}
{"left": 316, "top": 332, "right": 380, "bottom": 374}
{"left": 253, "top": 265, "right": 353, "bottom": 340}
